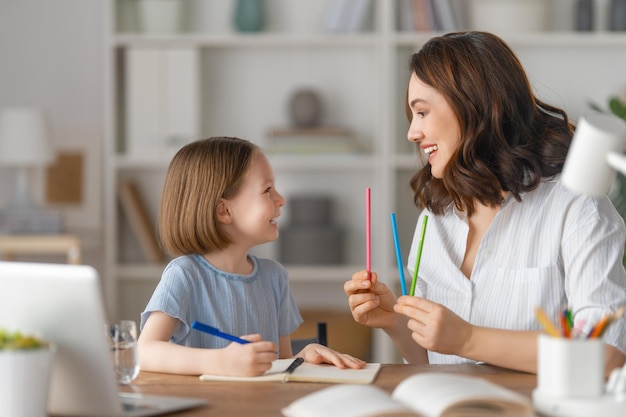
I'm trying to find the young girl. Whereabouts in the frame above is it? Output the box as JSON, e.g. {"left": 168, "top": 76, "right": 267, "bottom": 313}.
{"left": 139, "top": 136, "right": 365, "bottom": 376}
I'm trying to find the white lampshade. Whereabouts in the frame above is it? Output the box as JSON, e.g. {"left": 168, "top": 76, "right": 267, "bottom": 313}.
{"left": 561, "top": 112, "right": 626, "bottom": 196}
{"left": 0, "top": 107, "right": 53, "bottom": 167}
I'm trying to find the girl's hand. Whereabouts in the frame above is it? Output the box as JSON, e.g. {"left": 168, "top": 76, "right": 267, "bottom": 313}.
{"left": 344, "top": 270, "right": 398, "bottom": 329}
{"left": 394, "top": 296, "right": 473, "bottom": 356}
{"left": 213, "top": 334, "right": 278, "bottom": 376}
{"left": 295, "top": 343, "right": 366, "bottom": 369}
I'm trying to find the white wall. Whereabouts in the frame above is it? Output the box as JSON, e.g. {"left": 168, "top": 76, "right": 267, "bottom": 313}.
{"left": 0, "top": 0, "right": 104, "bottom": 270}
{"left": 0, "top": 1, "right": 104, "bottom": 247}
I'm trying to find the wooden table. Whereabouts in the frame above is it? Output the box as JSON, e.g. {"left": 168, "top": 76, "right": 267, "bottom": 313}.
{"left": 121, "top": 364, "right": 537, "bottom": 416}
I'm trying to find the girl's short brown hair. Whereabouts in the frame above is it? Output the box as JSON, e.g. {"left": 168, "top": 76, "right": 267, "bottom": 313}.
{"left": 157, "top": 137, "right": 259, "bottom": 256}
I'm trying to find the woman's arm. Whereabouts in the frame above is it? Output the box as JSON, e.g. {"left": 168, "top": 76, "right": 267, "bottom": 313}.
{"left": 345, "top": 270, "right": 428, "bottom": 364}
{"left": 605, "top": 345, "right": 626, "bottom": 376}
{"left": 396, "top": 295, "right": 539, "bottom": 372}
{"left": 138, "top": 311, "right": 278, "bottom": 376}
{"left": 396, "top": 296, "right": 626, "bottom": 374}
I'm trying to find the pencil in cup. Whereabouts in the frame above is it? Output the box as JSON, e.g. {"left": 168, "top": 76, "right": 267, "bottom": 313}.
{"left": 536, "top": 305, "right": 625, "bottom": 339}
{"left": 587, "top": 305, "right": 625, "bottom": 339}
{"left": 535, "top": 307, "right": 562, "bottom": 338}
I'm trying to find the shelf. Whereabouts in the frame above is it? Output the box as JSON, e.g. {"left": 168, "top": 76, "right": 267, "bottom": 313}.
{"left": 280, "top": 265, "right": 362, "bottom": 283}
{"left": 392, "top": 31, "right": 626, "bottom": 48}
{"left": 113, "top": 154, "right": 377, "bottom": 171}
{"left": 112, "top": 33, "right": 380, "bottom": 48}
{"left": 113, "top": 155, "right": 172, "bottom": 169}
{"left": 116, "top": 264, "right": 167, "bottom": 282}
{"left": 114, "top": 22, "right": 626, "bottom": 50}
{"left": 269, "top": 154, "right": 376, "bottom": 171}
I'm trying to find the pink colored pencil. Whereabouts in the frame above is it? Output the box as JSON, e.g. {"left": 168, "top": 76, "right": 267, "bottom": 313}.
{"left": 366, "top": 187, "right": 371, "bottom": 277}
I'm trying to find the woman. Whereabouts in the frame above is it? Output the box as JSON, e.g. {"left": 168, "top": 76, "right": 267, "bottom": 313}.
{"left": 345, "top": 31, "right": 626, "bottom": 374}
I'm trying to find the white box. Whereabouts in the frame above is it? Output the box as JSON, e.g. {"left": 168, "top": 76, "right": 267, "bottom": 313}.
{"left": 125, "top": 47, "right": 199, "bottom": 159}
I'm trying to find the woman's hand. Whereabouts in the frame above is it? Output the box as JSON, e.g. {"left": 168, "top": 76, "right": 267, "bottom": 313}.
{"left": 295, "top": 343, "right": 366, "bottom": 369}
{"left": 344, "top": 270, "right": 399, "bottom": 330}
{"left": 213, "top": 334, "right": 278, "bottom": 376}
{"left": 394, "top": 296, "right": 473, "bottom": 356}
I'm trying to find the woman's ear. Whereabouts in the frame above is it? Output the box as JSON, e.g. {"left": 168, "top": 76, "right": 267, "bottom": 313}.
{"left": 216, "top": 199, "right": 232, "bottom": 224}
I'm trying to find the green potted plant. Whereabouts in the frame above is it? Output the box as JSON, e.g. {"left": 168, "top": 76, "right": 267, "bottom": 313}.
{"left": 0, "top": 329, "right": 55, "bottom": 417}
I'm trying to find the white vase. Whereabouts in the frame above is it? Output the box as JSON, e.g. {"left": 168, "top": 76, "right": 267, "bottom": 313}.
{"left": 137, "top": 0, "right": 183, "bottom": 33}
{"left": 0, "top": 347, "right": 55, "bottom": 417}
{"left": 469, "top": 0, "right": 550, "bottom": 34}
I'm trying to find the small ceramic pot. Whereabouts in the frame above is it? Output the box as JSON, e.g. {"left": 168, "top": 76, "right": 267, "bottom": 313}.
{"left": 0, "top": 346, "right": 55, "bottom": 417}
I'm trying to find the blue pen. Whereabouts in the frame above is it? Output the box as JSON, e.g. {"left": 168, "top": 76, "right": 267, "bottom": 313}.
{"left": 390, "top": 213, "right": 408, "bottom": 296}
{"left": 191, "top": 321, "right": 250, "bottom": 344}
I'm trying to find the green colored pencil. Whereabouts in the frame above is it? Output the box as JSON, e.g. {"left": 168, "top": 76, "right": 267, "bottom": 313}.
{"left": 409, "top": 215, "right": 428, "bottom": 296}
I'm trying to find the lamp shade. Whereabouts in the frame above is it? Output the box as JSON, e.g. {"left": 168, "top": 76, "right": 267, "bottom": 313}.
{"left": 0, "top": 107, "right": 53, "bottom": 167}
{"left": 561, "top": 112, "right": 626, "bottom": 196}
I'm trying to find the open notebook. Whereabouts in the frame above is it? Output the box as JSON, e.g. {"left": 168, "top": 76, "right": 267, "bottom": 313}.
{"left": 200, "top": 358, "right": 381, "bottom": 384}
{"left": 0, "top": 261, "right": 207, "bottom": 417}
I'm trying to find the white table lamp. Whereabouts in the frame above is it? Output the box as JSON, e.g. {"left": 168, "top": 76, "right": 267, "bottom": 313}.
{"left": 561, "top": 112, "right": 626, "bottom": 197}
{"left": 0, "top": 107, "right": 53, "bottom": 210}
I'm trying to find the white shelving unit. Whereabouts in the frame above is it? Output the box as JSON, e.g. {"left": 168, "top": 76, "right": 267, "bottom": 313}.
{"left": 104, "top": 0, "right": 626, "bottom": 363}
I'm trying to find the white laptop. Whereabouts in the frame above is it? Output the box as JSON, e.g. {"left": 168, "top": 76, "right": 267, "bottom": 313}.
{"left": 0, "top": 261, "right": 207, "bottom": 417}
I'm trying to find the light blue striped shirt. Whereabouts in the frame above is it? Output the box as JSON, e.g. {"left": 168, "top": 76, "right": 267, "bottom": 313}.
{"left": 140, "top": 254, "right": 302, "bottom": 348}
{"left": 407, "top": 176, "right": 626, "bottom": 364}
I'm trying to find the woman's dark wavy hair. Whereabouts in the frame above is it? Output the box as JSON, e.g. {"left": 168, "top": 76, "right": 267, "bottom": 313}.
{"left": 408, "top": 31, "right": 574, "bottom": 216}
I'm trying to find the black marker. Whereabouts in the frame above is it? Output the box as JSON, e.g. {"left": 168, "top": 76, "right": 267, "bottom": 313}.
{"left": 285, "top": 357, "right": 304, "bottom": 374}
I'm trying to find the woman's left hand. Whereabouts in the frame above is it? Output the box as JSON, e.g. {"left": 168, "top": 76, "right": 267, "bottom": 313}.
{"left": 394, "top": 296, "right": 473, "bottom": 356}
{"left": 295, "top": 344, "right": 367, "bottom": 369}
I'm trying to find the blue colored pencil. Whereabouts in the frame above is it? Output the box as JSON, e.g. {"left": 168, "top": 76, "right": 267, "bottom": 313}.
{"left": 390, "top": 213, "right": 408, "bottom": 296}
{"left": 191, "top": 321, "right": 250, "bottom": 344}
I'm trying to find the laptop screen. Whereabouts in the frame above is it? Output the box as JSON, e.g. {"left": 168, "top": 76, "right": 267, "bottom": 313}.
{"left": 0, "top": 261, "right": 125, "bottom": 416}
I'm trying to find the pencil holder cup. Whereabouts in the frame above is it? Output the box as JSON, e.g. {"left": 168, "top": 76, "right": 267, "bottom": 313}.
{"left": 537, "top": 334, "right": 604, "bottom": 399}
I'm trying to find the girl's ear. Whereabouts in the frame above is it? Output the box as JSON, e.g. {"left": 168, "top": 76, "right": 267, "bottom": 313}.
{"left": 216, "top": 199, "right": 232, "bottom": 224}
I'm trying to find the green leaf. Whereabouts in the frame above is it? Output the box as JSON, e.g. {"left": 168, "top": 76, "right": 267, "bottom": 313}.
{"left": 608, "top": 97, "right": 626, "bottom": 120}
{"left": 0, "top": 329, "right": 48, "bottom": 350}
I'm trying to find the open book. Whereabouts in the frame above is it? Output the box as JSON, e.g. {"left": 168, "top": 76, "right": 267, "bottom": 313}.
{"left": 282, "top": 372, "right": 534, "bottom": 417}
{"left": 199, "top": 359, "right": 381, "bottom": 384}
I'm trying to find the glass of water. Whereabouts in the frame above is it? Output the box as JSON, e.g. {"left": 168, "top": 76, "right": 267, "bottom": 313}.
{"left": 105, "top": 320, "right": 140, "bottom": 384}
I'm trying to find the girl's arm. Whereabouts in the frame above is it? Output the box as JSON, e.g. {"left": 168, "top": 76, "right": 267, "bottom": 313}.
{"left": 138, "top": 311, "right": 278, "bottom": 376}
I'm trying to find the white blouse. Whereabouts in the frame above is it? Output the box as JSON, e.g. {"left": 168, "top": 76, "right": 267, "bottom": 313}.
{"left": 407, "top": 176, "right": 626, "bottom": 365}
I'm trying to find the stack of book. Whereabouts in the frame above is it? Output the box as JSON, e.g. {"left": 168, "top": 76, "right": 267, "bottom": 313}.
{"left": 117, "top": 180, "right": 166, "bottom": 263}
{"left": 396, "top": 0, "right": 465, "bottom": 32}
{"left": 323, "top": 0, "right": 373, "bottom": 33}
{"left": 0, "top": 209, "right": 63, "bottom": 234}
{"left": 265, "top": 127, "right": 366, "bottom": 155}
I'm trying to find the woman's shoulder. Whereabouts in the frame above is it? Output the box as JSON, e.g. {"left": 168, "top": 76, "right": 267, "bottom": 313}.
{"left": 538, "top": 176, "right": 623, "bottom": 221}
{"left": 527, "top": 176, "right": 582, "bottom": 204}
